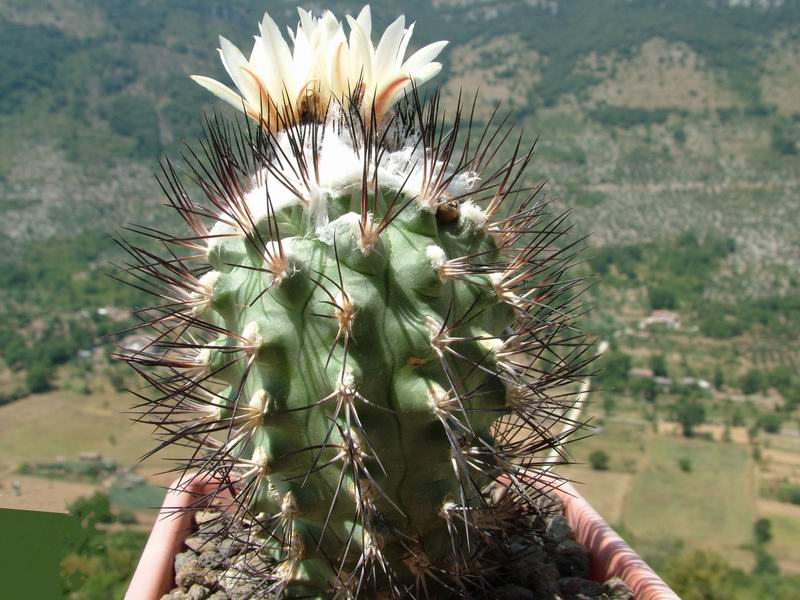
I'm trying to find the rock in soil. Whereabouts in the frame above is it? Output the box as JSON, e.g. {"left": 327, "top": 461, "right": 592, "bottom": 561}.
{"left": 187, "top": 584, "right": 210, "bottom": 600}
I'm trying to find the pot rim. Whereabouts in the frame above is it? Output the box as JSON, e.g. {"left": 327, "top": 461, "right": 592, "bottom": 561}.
{"left": 539, "top": 475, "right": 679, "bottom": 600}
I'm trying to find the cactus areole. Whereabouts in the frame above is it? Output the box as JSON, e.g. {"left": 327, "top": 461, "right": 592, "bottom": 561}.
{"left": 121, "top": 5, "right": 592, "bottom": 599}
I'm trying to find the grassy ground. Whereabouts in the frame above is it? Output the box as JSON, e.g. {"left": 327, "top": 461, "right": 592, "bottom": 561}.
{"left": 0, "top": 385, "right": 176, "bottom": 476}
{"left": 0, "top": 381, "right": 185, "bottom": 514}
{"left": 762, "top": 508, "right": 800, "bottom": 573}
{"left": 562, "top": 411, "right": 800, "bottom": 574}
{"left": 622, "top": 436, "right": 756, "bottom": 568}
{"left": 2, "top": 357, "right": 798, "bottom": 574}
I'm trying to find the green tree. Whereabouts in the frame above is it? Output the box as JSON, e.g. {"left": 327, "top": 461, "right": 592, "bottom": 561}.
{"left": 766, "top": 366, "right": 794, "bottom": 392}
{"left": 771, "top": 124, "right": 798, "bottom": 156}
{"left": 588, "top": 449, "right": 610, "bottom": 471}
{"left": 753, "top": 548, "right": 779, "bottom": 576}
{"left": 662, "top": 550, "right": 732, "bottom": 600}
{"left": 777, "top": 483, "right": 800, "bottom": 505}
{"left": 713, "top": 366, "right": 725, "bottom": 390}
{"left": 632, "top": 376, "right": 658, "bottom": 402}
{"left": 648, "top": 285, "right": 677, "bottom": 310}
{"left": 673, "top": 398, "right": 706, "bottom": 437}
{"left": 753, "top": 518, "right": 772, "bottom": 546}
{"left": 740, "top": 369, "right": 766, "bottom": 395}
{"left": 103, "top": 95, "right": 162, "bottom": 158}
{"left": 758, "top": 413, "right": 782, "bottom": 434}
{"left": 600, "top": 351, "right": 632, "bottom": 387}
{"left": 67, "top": 492, "right": 114, "bottom": 530}
{"left": 108, "top": 368, "right": 127, "bottom": 393}
{"left": 26, "top": 363, "right": 54, "bottom": 394}
{"left": 650, "top": 354, "right": 668, "bottom": 377}
{"left": 60, "top": 525, "right": 147, "bottom": 599}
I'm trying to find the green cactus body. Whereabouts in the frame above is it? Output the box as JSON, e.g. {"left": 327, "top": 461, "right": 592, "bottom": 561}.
{"left": 123, "top": 6, "right": 590, "bottom": 599}
{"left": 198, "top": 182, "right": 513, "bottom": 593}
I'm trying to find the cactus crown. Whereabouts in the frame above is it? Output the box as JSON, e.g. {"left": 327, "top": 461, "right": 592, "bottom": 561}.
{"left": 120, "top": 6, "right": 592, "bottom": 599}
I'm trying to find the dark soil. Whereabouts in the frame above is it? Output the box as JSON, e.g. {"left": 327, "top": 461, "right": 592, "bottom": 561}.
{"left": 161, "top": 507, "right": 632, "bottom": 600}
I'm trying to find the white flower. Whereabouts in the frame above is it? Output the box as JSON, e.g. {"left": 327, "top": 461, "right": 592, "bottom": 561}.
{"left": 344, "top": 6, "right": 448, "bottom": 121}
{"left": 190, "top": 5, "right": 447, "bottom": 129}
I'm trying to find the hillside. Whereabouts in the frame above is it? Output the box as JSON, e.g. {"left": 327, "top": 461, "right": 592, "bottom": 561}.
{"left": 1, "top": 1, "right": 800, "bottom": 596}
{"left": 0, "top": 0, "right": 798, "bottom": 277}
{"left": 3, "top": 0, "right": 798, "bottom": 386}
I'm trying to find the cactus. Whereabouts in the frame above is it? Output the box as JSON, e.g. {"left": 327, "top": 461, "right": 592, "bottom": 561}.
{"left": 121, "top": 6, "right": 592, "bottom": 599}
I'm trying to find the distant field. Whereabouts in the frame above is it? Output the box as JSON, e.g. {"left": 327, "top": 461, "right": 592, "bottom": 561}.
{"left": 0, "top": 475, "right": 95, "bottom": 513}
{"left": 0, "top": 387, "right": 156, "bottom": 472}
{"left": 623, "top": 436, "right": 755, "bottom": 566}
{"left": 0, "top": 384, "right": 186, "bottom": 513}
{"left": 761, "top": 507, "right": 800, "bottom": 574}
{"left": 562, "top": 416, "right": 800, "bottom": 575}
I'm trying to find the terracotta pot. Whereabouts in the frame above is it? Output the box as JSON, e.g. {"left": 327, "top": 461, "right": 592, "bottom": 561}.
{"left": 126, "top": 474, "right": 679, "bottom": 600}
{"left": 551, "top": 480, "right": 679, "bottom": 600}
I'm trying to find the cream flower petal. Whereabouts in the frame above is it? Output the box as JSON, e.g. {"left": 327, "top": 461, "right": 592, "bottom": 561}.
{"left": 297, "top": 8, "right": 315, "bottom": 36}
{"left": 190, "top": 76, "right": 246, "bottom": 112}
{"left": 345, "top": 16, "right": 373, "bottom": 85}
{"left": 292, "top": 27, "right": 314, "bottom": 83}
{"left": 318, "top": 11, "right": 342, "bottom": 41}
{"left": 373, "top": 73, "right": 412, "bottom": 118}
{"left": 258, "top": 13, "right": 296, "bottom": 100}
{"left": 329, "top": 40, "right": 350, "bottom": 98}
{"left": 395, "top": 23, "right": 415, "bottom": 71}
{"left": 402, "top": 41, "right": 448, "bottom": 74}
{"left": 354, "top": 5, "right": 372, "bottom": 41}
{"left": 377, "top": 62, "right": 444, "bottom": 117}
{"left": 218, "top": 37, "right": 257, "bottom": 103}
{"left": 374, "top": 15, "right": 405, "bottom": 78}
{"left": 400, "top": 62, "right": 442, "bottom": 96}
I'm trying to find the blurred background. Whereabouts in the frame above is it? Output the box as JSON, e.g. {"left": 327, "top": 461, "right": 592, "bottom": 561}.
{"left": 0, "top": 1, "right": 798, "bottom": 598}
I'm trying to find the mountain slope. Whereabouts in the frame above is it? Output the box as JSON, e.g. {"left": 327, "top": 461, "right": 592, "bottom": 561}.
{"left": 0, "top": 0, "right": 798, "bottom": 316}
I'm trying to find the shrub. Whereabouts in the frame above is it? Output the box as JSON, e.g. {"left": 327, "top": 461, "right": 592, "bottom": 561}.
{"left": 0, "top": 387, "right": 27, "bottom": 406}
{"left": 771, "top": 125, "right": 798, "bottom": 156}
{"left": 776, "top": 483, "right": 800, "bottom": 506}
{"left": 757, "top": 413, "right": 782, "bottom": 435}
{"left": 741, "top": 370, "right": 766, "bottom": 395}
{"left": 26, "top": 363, "right": 54, "bottom": 394}
{"left": 650, "top": 354, "right": 668, "bottom": 377}
{"left": 599, "top": 351, "right": 632, "bottom": 388}
{"left": 67, "top": 492, "right": 114, "bottom": 530}
{"left": 589, "top": 105, "right": 672, "bottom": 129}
{"left": 673, "top": 398, "right": 706, "bottom": 437}
{"left": 648, "top": 285, "right": 677, "bottom": 310}
{"left": 589, "top": 449, "right": 610, "bottom": 471}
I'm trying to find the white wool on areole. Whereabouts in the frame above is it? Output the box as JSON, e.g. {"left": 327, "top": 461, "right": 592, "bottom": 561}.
{"left": 425, "top": 244, "right": 447, "bottom": 271}
{"left": 317, "top": 211, "right": 362, "bottom": 246}
{"left": 227, "top": 121, "right": 481, "bottom": 240}
{"left": 459, "top": 200, "right": 487, "bottom": 229}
